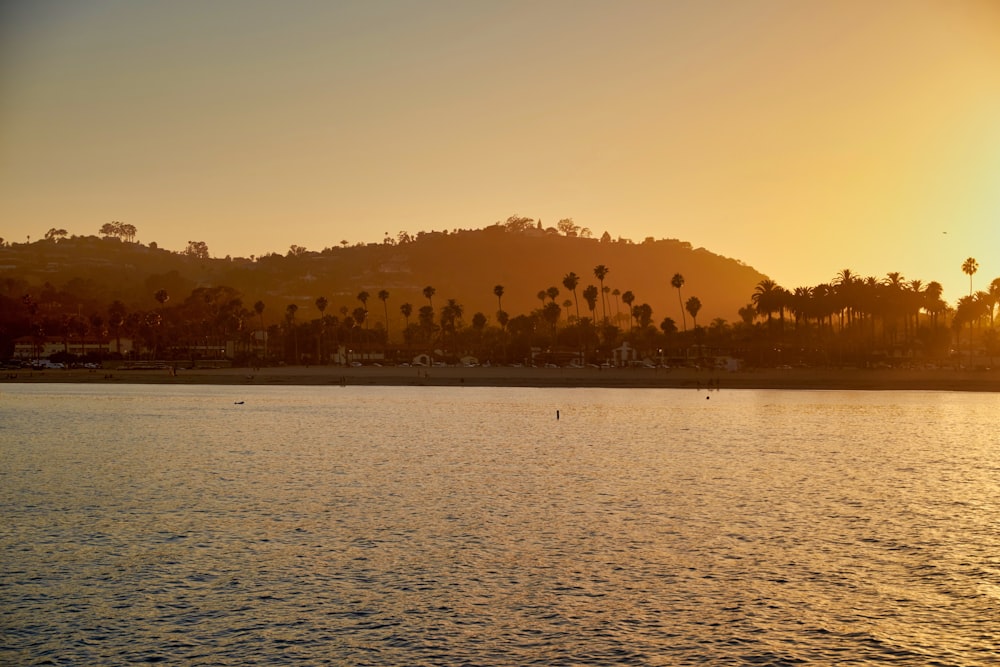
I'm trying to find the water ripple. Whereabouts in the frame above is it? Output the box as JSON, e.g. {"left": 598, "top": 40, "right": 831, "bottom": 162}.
{"left": 2, "top": 385, "right": 999, "bottom": 665}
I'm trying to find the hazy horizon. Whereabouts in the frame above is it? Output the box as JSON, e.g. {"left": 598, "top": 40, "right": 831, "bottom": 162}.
{"left": 2, "top": 0, "right": 998, "bottom": 305}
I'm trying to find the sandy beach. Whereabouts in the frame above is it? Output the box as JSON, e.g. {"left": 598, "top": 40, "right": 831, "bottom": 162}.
{"left": 3, "top": 364, "right": 999, "bottom": 392}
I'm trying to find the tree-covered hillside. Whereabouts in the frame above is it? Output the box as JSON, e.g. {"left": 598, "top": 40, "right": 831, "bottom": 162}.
{"left": 7, "top": 222, "right": 990, "bottom": 369}
{"left": 0, "top": 223, "right": 766, "bottom": 331}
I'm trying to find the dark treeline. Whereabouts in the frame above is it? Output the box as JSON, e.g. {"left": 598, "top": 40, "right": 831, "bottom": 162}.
{"left": 1, "top": 224, "right": 996, "bottom": 368}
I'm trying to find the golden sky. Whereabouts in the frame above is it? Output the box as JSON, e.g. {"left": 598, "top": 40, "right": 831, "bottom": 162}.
{"left": 1, "top": 0, "right": 998, "bottom": 305}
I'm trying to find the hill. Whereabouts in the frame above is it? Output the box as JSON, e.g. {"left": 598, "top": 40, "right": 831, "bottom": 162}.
{"left": 0, "top": 226, "right": 767, "bottom": 330}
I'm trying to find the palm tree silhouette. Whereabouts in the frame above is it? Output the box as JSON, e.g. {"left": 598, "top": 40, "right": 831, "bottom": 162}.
{"left": 923, "top": 282, "right": 944, "bottom": 328}
{"left": 833, "top": 269, "right": 858, "bottom": 328}
{"left": 378, "top": 290, "right": 390, "bottom": 344}
{"left": 751, "top": 279, "right": 783, "bottom": 327}
{"left": 542, "top": 301, "right": 561, "bottom": 344}
{"left": 622, "top": 290, "right": 635, "bottom": 331}
{"left": 440, "top": 298, "right": 464, "bottom": 349}
{"left": 685, "top": 296, "right": 702, "bottom": 328}
{"left": 671, "top": 273, "right": 687, "bottom": 331}
{"left": 400, "top": 302, "right": 413, "bottom": 335}
{"left": 988, "top": 278, "right": 1000, "bottom": 327}
{"left": 593, "top": 264, "right": 609, "bottom": 324}
{"left": 582, "top": 285, "right": 598, "bottom": 322}
{"left": 562, "top": 272, "right": 580, "bottom": 321}
{"left": 422, "top": 285, "right": 436, "bottom": 311}
{"left": 493, "top": 284, "right": 504, "bottom": 314}
{"left": 962, "top": 257, "right": 979, "bottom": 296}
{"left": 882, "top": 272, "right": 906, "bottom": 345}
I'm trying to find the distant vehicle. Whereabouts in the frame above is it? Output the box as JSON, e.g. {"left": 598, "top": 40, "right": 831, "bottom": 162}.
{"left": 33, "top": 360, "right": 65, "bottom": 369}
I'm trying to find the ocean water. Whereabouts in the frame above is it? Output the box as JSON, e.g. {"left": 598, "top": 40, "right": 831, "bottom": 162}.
{"left": 1, "top": 384, "right": 998, "bottom": 665}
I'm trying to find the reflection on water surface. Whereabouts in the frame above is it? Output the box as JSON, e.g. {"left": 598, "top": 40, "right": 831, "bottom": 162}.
{"left": 2, "top": 385, "right": 998, "bottom": 665}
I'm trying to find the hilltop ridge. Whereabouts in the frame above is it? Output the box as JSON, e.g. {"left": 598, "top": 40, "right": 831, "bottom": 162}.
{"left": 0, "top": 224, "right": 767, "bottom": 327}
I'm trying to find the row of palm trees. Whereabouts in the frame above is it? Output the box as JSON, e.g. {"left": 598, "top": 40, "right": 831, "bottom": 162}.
{"left": 747, "top": 263, "right": 999, "bottom": 335}
{"left": 13, "top": 257, "right": 997, "bottom": 367}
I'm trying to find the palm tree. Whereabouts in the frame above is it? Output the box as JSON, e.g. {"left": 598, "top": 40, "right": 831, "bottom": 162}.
{"left": 537, "top": 290, "right": 547, "bottom": 308}
{"left": 593, "top": 264, "right": 610, "bottom": 324}
{"left": 685, "top": 296, "right": 702, "bottom": 328}
{"left": 542, "top": 301, "right": 561, "bottom": 343}
{"left": 416, "top": 305, "right": 436, "bottom": 347}
{"left": 751, "top": 279, "right": 784, "bottom": 327}
{"left": 634, "top": 303, "right": 653, "bottom": 330}
{"left": 422, "top": 285, "right": 436, "bottom": 310}
{"left": 582, "top": 285, "right": 598, "bottom": 321}
{"left": 962, "top": 257, "right": 979, "bottom": 296}
{"left": 351, "top": 306, "right": 367, "bottom": 360}
{"left": 493, "top": 284, "right": 504, "bottom": 314}
{"left": 786, "top": 287, "right": 808, "bottom": 329}
{"left": 988, "top": 278, "right": 1000, "bottom": 327}
{"left": 907, "top": 280, "right": 924, "bottom": 335}
{"left": 882, "top": 272, "right": 907, "bottom": 345}
{"left": 378, "top": 289, "right": 390, "bottom": 343}
{"left": 923, "top": 282, "right": 945, "bottom": 328}
{"left": 954, "top": 295, "right": 983, "bottom": 365}
{"left": 400, "top": 302, "right": 413, "bottom": 334}
{"left": 671, "top": 273, "right": 687, "bottom": 331}
{"left": 440, "top": 298, "right": 464, "bottom": 349}
{"left": 545, "top": 286, "right": 559, "bottom": 303}
{"left": 612, "top": 288, "right": 621, "bottom": 327}
{"left": 832, "top": 268, "right": 859, "bottom": 327}
{"left": 562, "top": 272, "right": 580, "bottom": 321}
{"left": 621, "top": 290, "right": 635, "bottom": 331}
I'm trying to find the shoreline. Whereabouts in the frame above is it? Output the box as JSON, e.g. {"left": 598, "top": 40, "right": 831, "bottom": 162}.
{"left": 3, "top": 365, "right": 1000, "bottom": 392}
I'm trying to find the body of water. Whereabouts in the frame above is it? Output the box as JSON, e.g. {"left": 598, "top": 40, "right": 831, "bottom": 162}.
{"left": 2, "top": 384, "right": 998, "bottom": 665}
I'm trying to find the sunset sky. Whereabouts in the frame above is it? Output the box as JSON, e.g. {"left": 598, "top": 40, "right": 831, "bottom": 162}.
{"left": 2, "top": 0, "right": 998, "bottom": 305}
